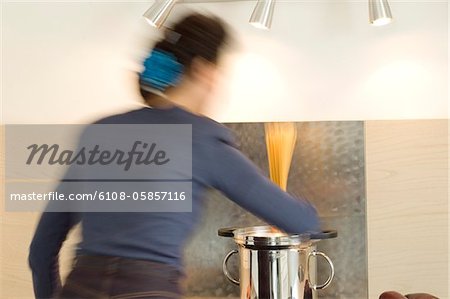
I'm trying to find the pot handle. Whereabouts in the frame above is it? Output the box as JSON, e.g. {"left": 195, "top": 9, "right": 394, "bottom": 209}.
{"left": 310, "top": 230, "right": 338, "bottom": 240}
{"left": 218, "top": 227, "right": 238, "bottom": 238}
{"left": 307, "top": 250, "right": 335, "bottom": 290}
{"left": 223, "top": 249, "right": 239, "bottom": 285}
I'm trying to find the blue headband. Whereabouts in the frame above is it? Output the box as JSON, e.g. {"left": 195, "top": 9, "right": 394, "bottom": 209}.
{"left": 139, "top": 49, "right": 183, "bottom": 92}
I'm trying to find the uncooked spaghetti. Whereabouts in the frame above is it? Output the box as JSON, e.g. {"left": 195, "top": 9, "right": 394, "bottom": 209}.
{"left": 264, "top": 122, "right": 297, "bottom": 191}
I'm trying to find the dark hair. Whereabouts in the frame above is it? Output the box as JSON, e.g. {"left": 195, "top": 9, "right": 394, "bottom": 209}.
{"left": 140, "top": 13, "right": 230, "bottom": 100}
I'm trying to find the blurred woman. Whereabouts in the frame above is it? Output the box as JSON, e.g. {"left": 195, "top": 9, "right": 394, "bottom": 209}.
{"left": 29, "top": 13, "right": 320, "bottom": 299}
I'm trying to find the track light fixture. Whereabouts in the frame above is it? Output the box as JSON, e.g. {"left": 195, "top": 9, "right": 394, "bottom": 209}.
{"left": 249, "top": 0, "right": 276, "bottom": 30}
{"left": 143, "top": 0, "right": 177, "bottom": 29}
{"left": 142, "top": 0, "right": 393, "bottom": 30}
{"left": 369, "top": 0, "right": 393, "bottom": 26}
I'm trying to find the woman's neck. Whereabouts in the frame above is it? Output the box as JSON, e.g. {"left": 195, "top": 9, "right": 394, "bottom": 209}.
{"left": 163, "top": 82, "right": 206, "bottom": 115}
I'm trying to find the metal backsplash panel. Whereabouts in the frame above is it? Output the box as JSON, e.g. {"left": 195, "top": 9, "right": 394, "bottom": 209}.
{"left": 183, "top": 122, "right": 367, "bottom": 299}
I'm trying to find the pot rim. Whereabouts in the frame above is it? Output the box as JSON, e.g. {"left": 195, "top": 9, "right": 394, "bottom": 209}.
{"left": 230, "top": 225, "right": 313, "bottom": 247}
{"left": 218, "top": 226, "right": 338, "bottom": 243}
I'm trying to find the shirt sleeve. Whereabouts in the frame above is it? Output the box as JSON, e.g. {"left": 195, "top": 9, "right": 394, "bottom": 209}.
{"left": 29, "top": 212, "right": 80, "bottom": 299}
{"left": 208, "top": 138, "right": 321, "bottom": 234}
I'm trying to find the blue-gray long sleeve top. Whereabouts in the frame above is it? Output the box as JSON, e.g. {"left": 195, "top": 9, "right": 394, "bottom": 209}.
{"left": 29, "top": 106, "right": 320, "bottom": 298}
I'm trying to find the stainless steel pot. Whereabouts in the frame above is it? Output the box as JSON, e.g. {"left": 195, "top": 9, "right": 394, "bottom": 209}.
{"left": 218, "top": 226, "right": 337, "bottom": 299}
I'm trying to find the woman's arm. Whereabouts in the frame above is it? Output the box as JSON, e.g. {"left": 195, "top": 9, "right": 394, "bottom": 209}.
{"left": 208, "top": 140, "right": 320, "bottom": 234}
{"left": 29, "top": 212, "right": 80, "bottom": 299}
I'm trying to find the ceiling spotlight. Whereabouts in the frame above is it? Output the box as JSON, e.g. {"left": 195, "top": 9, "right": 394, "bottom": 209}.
{"left": 249, "top": 0, "right": 276, "bottom": 30}
{"left": 369, "top": 0, "right": 393, "bottom": 26}
{"left": 143, "top": 0, "right": 177, "bottom": 29}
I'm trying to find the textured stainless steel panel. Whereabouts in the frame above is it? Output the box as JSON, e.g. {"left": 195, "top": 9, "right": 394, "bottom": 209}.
{"left": 183, "top": 121, "right": 367, "bottom": 298}
{"left": 289, "top": 122, "right": 366, "bottom": 217}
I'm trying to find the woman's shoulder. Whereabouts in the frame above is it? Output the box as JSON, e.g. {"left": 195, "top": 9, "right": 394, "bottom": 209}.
{"left": 92, "top": 107, "right": 150, "bottom": 124}
{"left": 192, "top": 116, "right": 235, "bottom": 147}
{"left": 89, "top": 107, "right": 236, "bottom": 146}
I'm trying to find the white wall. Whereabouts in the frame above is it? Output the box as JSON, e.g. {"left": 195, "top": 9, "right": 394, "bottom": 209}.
{"left": 2, "top": 0, "right": 448, "bottom": 123}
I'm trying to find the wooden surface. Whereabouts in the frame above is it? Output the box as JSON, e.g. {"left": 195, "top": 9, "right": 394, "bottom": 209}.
{"left": 365, "top": 120, "right": 448, "bottom": 299}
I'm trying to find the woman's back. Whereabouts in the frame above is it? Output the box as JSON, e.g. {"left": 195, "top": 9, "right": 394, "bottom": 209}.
{"left": 78, "top": 106, "right": 233, "bottom": 269}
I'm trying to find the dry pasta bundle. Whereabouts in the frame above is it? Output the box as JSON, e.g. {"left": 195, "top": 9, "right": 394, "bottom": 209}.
{"left": 264, "top": 122, "right": 297, "bottom": 191}
{"left": 265, "top": 122, "right": 297, "bottom": 233}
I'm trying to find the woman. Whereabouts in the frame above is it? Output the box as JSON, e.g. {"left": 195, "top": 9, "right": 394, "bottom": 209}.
{"left": 29, "top": 13, "right": 320, "bottom": 299}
